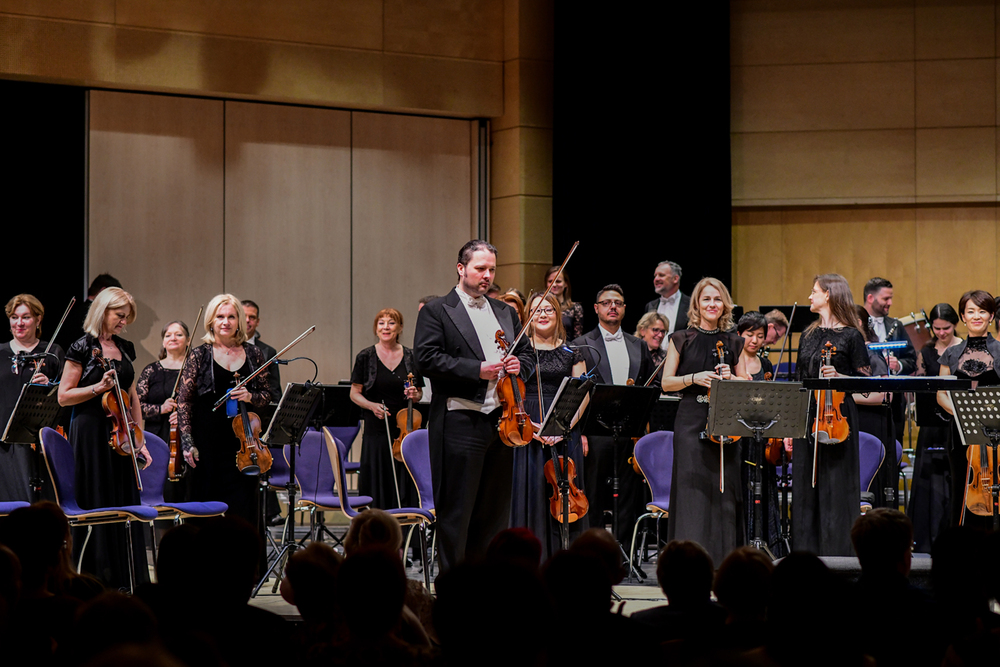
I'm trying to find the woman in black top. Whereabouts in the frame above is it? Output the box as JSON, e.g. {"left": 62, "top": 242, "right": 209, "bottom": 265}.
{"left": 58, "top": 287, "right": 151, "bottom": 589}
{"left": 545, "top": 266, "right": 585, "bottom": 341}
{"left": 789, "top": 274, "right": 869, "bottom": 556}
{"left": 635, "top": 311, "right": 668, "bottom": 389}
{"left": 350, "top": 308, "right": 422, "bottom": 509}
{"left": 0, "top": 294, "right": 63, "bottom": 502}
{"left": 937, "top": 291, "right": 1000, "bottom": 531}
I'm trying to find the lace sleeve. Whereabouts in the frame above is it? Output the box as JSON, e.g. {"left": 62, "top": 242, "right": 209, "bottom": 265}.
{"left": 915, "top": 348, "right": 927, "bottom": 377}
{"left": 849, "top": 330, "right": 872, "bottom": 377}
{"left": 570, "top": 302, "right": 585, "bottom": 340}
{"left": 136, "top": 363, "right": 162, "bottom": 419}
{"left": 177, "top": 346, "right": 205, "bottom": 452}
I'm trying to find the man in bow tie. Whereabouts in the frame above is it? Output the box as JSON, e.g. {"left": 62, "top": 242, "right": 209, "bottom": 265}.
{"left": 645, "top": 261, "right": 690, "bottom": 335}
{"left": 572, "top": 284, "right": 653, "bottom": 544}
{"left": 413, "top": 240, "right": 534, "bottom": 571}
{"left": 863, "top": 277, "right": 915, "bottom": 375}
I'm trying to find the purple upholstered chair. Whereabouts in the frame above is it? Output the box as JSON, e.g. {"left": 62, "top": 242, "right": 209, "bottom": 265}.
{"left": 629, "top": 430, "right": 673, "bottom": 580}
{"left": 140, "top": 433, "right": 228, "bottom": 520}
{"left": 325, "top": 422, "right": 362, "bottom": 474}
{"left": 322, "top": 426, "right": 435, "bottom": 588}
{"left": 859, "top": 431, "right": 885, "bottom": 513}
{"left": 40, "top": 427, "right": 158, "bottom": 593}
{"left": 400, "top": 428, "right": 436, "bottom": 577}
{"left": 0, "top": 501, "right": 30, "bottom": 515}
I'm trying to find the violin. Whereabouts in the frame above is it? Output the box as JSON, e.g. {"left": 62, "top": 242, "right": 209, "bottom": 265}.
{"left": 811, "top": 342, "right": 849, "bottom": 445}
{"left": 392, "top": 373, "right": 422, "bottom": 462}
{"left": 707, "top": 341, "right": 741, "bottom": 446}
{"left": 544, "top": 455, "right": 588, "bottom": 523}
{"left": 964, "top": 442, "right": 996, "bottom": 517}
{"left": 97, "top": 356, "right": 144, "bottom": 491}
{"left": 231, "top": 372, "right": 272, "bottom": 475}
{"left": 495, "top": 330, "right": 533, "bottom": 447}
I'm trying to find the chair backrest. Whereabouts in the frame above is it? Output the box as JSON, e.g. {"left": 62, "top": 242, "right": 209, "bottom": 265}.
{"left": 322, "top": 426, "right": 361, "bottom": 518}
{"left": 139, "top": 432, "right": 169, "bottom": 506}
{"left": 634, "top": 431, "right": 673, "bottom": 507}
{"left": 325, "top": 422, "right": 361, "bottom": 456}
{"left": 400, "top": 429, "right": 434, "bottom": 512}
{"left": 859, "top": 432, "right": 885, "bottom": 493}
{"left": 39, "top": 427, "right": 83, "bottom": 513}
{"left": 895, "top": 440, "right": 903, "bottom": 466}
{"left": 268, "top": 445, "right": 291, "bottom": 487}
{"left": 292, "top": 430, "right": 337, "bottom": 504}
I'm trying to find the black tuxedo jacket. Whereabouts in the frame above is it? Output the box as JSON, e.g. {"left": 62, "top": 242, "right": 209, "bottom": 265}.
{"left": 571, "top": 326, "right": 654, "bottom": 386}
{"left": 644, "top": 293, "right": 691, "bottom": 332}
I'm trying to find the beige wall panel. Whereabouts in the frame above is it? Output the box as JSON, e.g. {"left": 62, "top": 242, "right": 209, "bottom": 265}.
{"left": 505, "top": 0, "right": 554, "bottom": 62}
{"left": 88, "top": 91, "right": 224, "bottom": 371}
{"left": 491, "top": 196, "right": 521, "bottom": 266}
{"left": 115, "top": 0, "right": 383, "bottom": 50}
{"left": 0, "top": 0, "right": 114, "bottom": 22}
{"left": 383, "top": 0, "right": 504, "bottom": 61}
{"left": 730, "top": 0, "right": 914, "bottom": 66}
{"left": 383, "top": 53, "right": 503, "bottom": 117}
{"left": 223, "top": 102, "right": 352, "bottom": 386}
{"left": 732, "top": 131, "right": 915, "bottom": 202}
{"left": 916, "top": 127, "right": 997, "bottom": 196}
{"left": 0, "top": 13, "right": 114, "bottom": 83}
{"left": 490, "top": 127, "right": 554, "bottom": 199}
{"left": 915, "top": 0, "right": 995, "bottom": 60}
{"left": 494, "top": 58, "right": 554, "bottom": 131}
{"left": 731, "top": 211, "right": 784, "bottom": 310}
{"left": 732, "top": 62, "right": 915, "bottom": 133}
{"left": 490, "top": 128, "right": 519, "bottom": 198}
{"left": 351, "top": 112, "right": 474, "bottom": 354}
{"left": 915, "top": 58, "right": 995, "bottom": 128}
{"left": 915, "top": 207, "right": 996, "bottom": 323}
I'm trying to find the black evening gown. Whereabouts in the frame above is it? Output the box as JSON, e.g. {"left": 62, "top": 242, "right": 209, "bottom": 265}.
{"left": 136, "top": 361, "right": 190, "bottom": 504}
{"left": 0, "top": 340, "right": 62, "bottom": 503}
{"left": 667, "top": 328, "right": 745, "bottom": 566}
{"left": 66, "top": 335, "right": 149, "bottom": 590}
{"left": 741, "top": 357, "right": 786, "bottom": 557}
{"left": 792, "top": 327, "right": 869, "bottom": 557}
{"left": 908, "top": 343, "right": 954, "bottom": 551}
{"left": 352, "top": 356, "right": 418, "bottom": 510}
{"left": 510, "top": 345, "right": 585, "bottom": 560}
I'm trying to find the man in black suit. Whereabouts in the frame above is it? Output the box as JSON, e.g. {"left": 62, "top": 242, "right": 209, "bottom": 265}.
{"left": 242, "top": 300, "right": 281, "bottom": 403}
{"left": 645, "top": 261, "right": 690, "bottom": 334}
{"left": 862, "top": 277, "right": 915, "bottom": 375}
{"left": 572, "top": 284, "right": 653, "bottom": 544}
{"left": 413, "top": 240, "right": 534, "bottom": 571}
{"left": 55, "top": 273, "right": 121, "bottom": 352}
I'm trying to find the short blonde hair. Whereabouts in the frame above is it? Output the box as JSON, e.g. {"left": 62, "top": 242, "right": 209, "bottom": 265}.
{"left": 372, "top": 308, "right": 403, "bottom": 343}
{"left": 635, "top": 311, "right": 668, "bottom": 338}
{"left": 686, "top": 277, "right": 735, "bottom": 331}
{"left": 5, "top": 294, "right": 44, "bottom": 337}
{"left": 202, "top": 294, "right": 248, "bottom": 345}
{"left": 83, "top": 287, "right": 137, "bottom": 338}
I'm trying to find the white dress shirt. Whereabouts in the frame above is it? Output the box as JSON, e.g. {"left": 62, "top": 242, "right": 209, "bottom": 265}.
{"left": 600, "top": 323, "right": 630, "bottom": 385}
{"left": 870, "top": 315, "right": 886, "bottom": 342}
{"left": 658, "top": 291, "right": 682, "bottom": 335}
{"left": 447, "top": 287, "right": 503, "bottom": 414}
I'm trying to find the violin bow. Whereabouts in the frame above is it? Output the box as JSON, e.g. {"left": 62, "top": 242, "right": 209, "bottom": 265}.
{"left": 170, "top": 305, "right": 204, "bottom": 399}
{"left": 32, "top": 297, "right": 75, "bottom": 376}
{"left": 382, "top": 404, "right": 402, "bottom": 508}
{"left": 498, "top": 241, "right": 579, "bottom": 361}
{"left": 772, "top": 303, "right": 796, "bottom": 382}
{"left": 212, "top": 325, "right": 316, "bottom": 410}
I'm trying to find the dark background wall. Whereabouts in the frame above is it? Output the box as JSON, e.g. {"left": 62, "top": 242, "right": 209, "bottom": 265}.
{"left": 0, "top": 80, "right": 87, "bottom": 344}
{"left": 553, "top": 5, "right": 731, "bottom": 334}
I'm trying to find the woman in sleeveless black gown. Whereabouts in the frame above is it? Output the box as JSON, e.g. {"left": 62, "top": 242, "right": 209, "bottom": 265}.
{"left": 510, "top": 293, "right": 587, "bottom": 560}
{"left": 937, "top": 291, "right": 1000, "bottom": 532}
{"left": 661, "top": 278, "right": 746, "bottom": 566}
{"left": 58, "top": 288, "right": 152, "bottom": 589}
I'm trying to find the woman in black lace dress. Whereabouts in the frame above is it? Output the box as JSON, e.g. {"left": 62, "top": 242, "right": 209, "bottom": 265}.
{"left": 510, "top": 293, "right": 588, "bottom": 560}
{"left": 58, "top": 287, "right": 152, "bottom": 589}
{"left": 661, "top": 277, "right": 746, "bottom": 565}
{"left": 789, "top": 274, "right": 870, "bottom": 556}
{"left": 937, "top": 290, "right": 999, "bottom": 531}
{"left": 545, "top": 266, "right": 585, "bottom": 340}
{"left": 177, "top": 295, "right": 271, "bottom": 532}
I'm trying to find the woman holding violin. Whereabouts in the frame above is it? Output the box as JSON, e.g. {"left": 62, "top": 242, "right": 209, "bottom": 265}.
{"left": 58, "top": 287, "right": 151, "bottom": 589}
{"left": 0, "top": 294, "right": 64, "bottom": 503}
{"left": 660, "top": 277, "right": 746, "bottom": 565}
{"left": 349, "top": 308, "right": 422, "bottom": 509}
{"left": 788, "top": 274, "right": 870, "bottom": 556}
{"left": 509, "top": 292, "right": 588, "bottom": 560}
{"left": 176, "top": 295, "right": 271, "bottom": 530}
{"left": 936, "top": 290, "right": 1000, "bottom": 531}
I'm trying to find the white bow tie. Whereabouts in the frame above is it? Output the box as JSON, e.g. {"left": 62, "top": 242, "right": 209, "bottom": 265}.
{"left": 467, "top": 296, "right": 487, "bottom": 310}
{"left": 604, "top": 331, "right": 623, "bottom": 343}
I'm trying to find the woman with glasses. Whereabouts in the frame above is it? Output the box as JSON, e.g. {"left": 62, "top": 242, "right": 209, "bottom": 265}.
{"left": 635, "top": 311, "right": 668, "bottom": 389}
{"left": 58, "top": 287, "right": 151, "bottom": 589}
{"left": 0, "top": 294, "right": 63, "bottom": 503}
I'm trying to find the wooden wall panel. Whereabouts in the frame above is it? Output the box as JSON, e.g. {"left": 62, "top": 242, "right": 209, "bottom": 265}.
{"left": 351, "top": 112, "right": 476, "bottom": 355}
{"left": 223, "top": 102, "right": 352, "bottom": 385}
{"left": 88, "top": 91, "right": 224, "bottom": 372}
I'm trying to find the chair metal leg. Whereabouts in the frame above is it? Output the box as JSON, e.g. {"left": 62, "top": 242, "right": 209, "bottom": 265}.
{"left": 126, "top": 520, "right": 136, "bottom": 595}
{"left": 148, "top": 522, "right": 158, "bottom": 570}
{"left": 628, "top": 512, "right": 654, "bottom": 583}
{"left": 402, "top": 524, "right": 416, "bottom": 564}
{"left": 430, "top": 525, "right": 438, "bottom": 580}
{"left": 418, "top": 524, "right": 430, "bottom": 590}
{"left": 78, "top": 525, "right": 94, "bottom": 573}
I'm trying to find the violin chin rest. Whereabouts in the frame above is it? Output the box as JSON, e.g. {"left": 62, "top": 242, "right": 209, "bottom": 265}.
{"left": 815, "top": 432, "right": 845, "bottom": 445}
{"left": 239, "top": 465, "right": 261, "bottom": 476}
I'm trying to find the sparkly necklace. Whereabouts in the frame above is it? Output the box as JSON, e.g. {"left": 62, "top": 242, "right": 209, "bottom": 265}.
{"left": 696, "top": 326, "right": 720, "bottom": 335}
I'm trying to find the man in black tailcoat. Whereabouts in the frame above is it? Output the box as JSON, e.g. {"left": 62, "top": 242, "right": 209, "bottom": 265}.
{"left": 645, "top": 260, "right": 690, "bottom": 335}
{"left": 572, "top": 284, "right": 653, "bottom": 544}
{"left": 413, "top": 240, "right": 534, "bottom": 572}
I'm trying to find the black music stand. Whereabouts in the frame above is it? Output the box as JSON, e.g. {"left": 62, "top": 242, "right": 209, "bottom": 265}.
{"left": 2, "top": 383, "right": 63, "bottom": 501}
{"left": 253, "top": 382, "right": 323, "bottom": 596}
{"left": 538, "top": 377, "right": 593, "bottom": 551}
{"left": 949, "top": 388, "right": 1000, "bottom": 531}
{"left": 706, "top": 379, "right": 808, "bottom": 558}
{"left": 581, "top": 383, "right": 660, "bottom": 578}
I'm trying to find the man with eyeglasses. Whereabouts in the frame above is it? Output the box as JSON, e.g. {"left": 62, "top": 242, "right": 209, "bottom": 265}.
{"left": 571, "top": 284, "right": 653, "bottom": 544}
{"left": 645, "top": 261, "right": 690, "bottom": 335}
